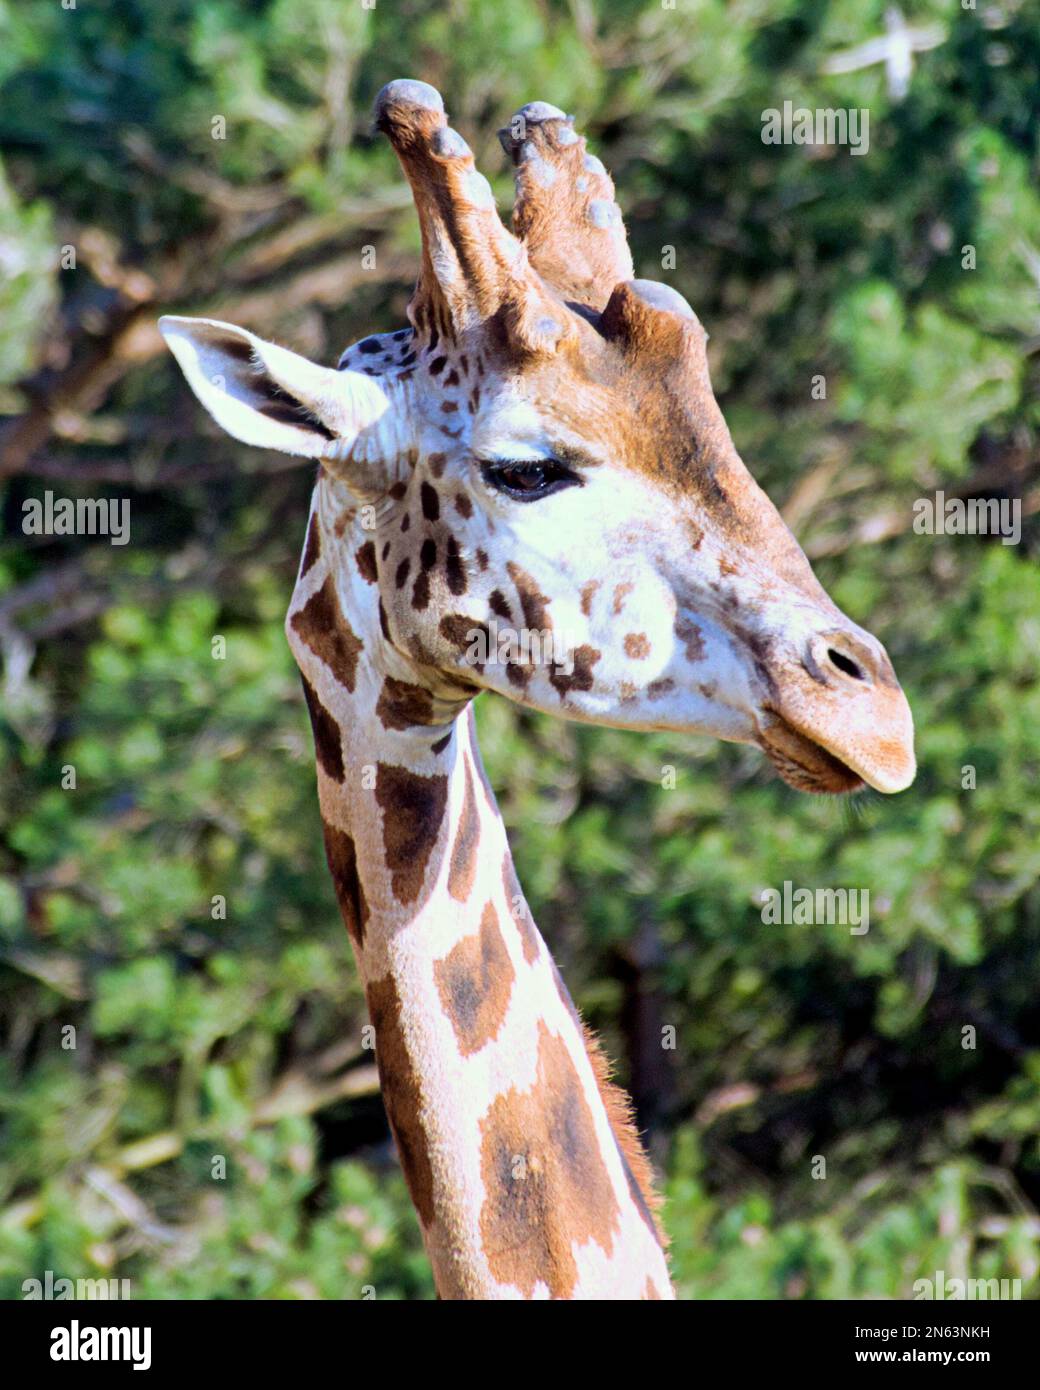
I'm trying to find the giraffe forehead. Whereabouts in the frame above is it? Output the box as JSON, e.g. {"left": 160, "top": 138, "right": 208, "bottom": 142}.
{"left": 543, "top": 354, "right": 752, "bottom": 511}
{"left": 482, "top": 321, "right": 711, "bottom": 450}
{"left": 424, "top": 370, "right": 734, "bottom": 539}
{"left": 475, "top": 371, "right": 691, "bottom": 489}
{"left": 467, "top": 396, "right": 565, "bottom": 461}
{"left": 334, "top": 309, "right": 736, "bottom": 520}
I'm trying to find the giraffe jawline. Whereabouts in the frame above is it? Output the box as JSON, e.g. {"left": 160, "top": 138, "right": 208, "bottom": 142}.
{"left": 758, "top": 717, "right": 866, "bottom": 796}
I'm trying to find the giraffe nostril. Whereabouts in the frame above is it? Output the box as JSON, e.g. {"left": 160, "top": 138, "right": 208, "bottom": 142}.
{"left": 827, "top": 647, "right": 865, "bottom": 681}
{"left": 804, "top": 633, "right": 879, "bottom": 688}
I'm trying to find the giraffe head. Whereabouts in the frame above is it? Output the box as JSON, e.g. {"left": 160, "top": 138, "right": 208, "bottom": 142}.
{"left": 161, "top": 79, "right": 914, "bottom": 796}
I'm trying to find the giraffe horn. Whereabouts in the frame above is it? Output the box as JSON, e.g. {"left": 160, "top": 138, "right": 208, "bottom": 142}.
{"left": 498, "top": 102, "right": 633, "bottom": 311}
{"left": 375, "top": 80, "right": 533, "bottom": 342}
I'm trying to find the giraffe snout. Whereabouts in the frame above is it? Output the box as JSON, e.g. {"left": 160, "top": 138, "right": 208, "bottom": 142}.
{"left": 758, "top": 621, "right": 916, "bottom": 796}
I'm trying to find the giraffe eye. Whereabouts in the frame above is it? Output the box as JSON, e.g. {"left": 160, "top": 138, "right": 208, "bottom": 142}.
{"left": 481, "top": 458, "right": 579, "bottom": 502}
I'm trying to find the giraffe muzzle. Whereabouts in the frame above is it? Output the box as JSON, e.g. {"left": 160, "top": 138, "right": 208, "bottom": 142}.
{"left": 756, "top": 626, "right": 916, "bottom": 795}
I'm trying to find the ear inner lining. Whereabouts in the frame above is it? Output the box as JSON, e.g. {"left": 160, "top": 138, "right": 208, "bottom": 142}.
{"left": 258, "top": 380, "right": 337, "bottom": 441}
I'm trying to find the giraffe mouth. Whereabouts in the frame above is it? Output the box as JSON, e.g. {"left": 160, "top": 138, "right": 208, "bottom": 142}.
{"left": 757, "top": 714, "right": 865, "bottom": 795}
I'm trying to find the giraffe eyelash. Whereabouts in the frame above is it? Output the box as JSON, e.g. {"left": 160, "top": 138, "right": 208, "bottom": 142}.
{"left": 479, "top": 457, "right": 582, "bottom": 503}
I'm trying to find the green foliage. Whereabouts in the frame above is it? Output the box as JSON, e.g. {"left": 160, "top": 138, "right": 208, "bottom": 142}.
{"left": 832, "top": 283, "right": 1022, "bottom": 479}
{"left": 0, "top": 160, "right": 55, "bottom": 389}
{"left": 1, "top": 0, "right": 1038, "bottom": 1299}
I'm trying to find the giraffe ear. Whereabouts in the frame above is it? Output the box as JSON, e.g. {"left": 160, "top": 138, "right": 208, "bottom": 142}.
{"left": 159, "top": 316, "right": 405, "bottom": 474}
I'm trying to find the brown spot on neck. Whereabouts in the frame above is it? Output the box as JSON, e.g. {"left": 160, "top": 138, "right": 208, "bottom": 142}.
{"left": 478, "top": 1021, "right": 621, "bottom": 1297}
{"left": 375, "top": 675, "right": 437, "bottom": 731}
{"left": 374, "top": 762, "right": 449, "bottom": 905}
{"left": 550, "top": 960, "right": 667, "bottom": 1250}
{"left": 291, "top": 577, "right": 364, "bottom": 691}
{"left": 300, "top": 512, "right": 322, "bottom": 576}
{"left": 434, "top": 901, "right": 515, "bottom": 1056}
{"left": 366, "top": 972, "right": 436, "bottom": 1227}
{"left": 299, "top": 674, "right": 345, "bottom": 782}
{"left": 448, "top": 758, "right": 480, "bottom": 902}
{"left": 320, "top": 822, "right": 369, "bottom": 948}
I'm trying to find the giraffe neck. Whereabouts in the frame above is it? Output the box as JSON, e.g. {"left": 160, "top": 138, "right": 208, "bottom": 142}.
{"left": 286, "top": 476, "right": 673, "bottom": 1300}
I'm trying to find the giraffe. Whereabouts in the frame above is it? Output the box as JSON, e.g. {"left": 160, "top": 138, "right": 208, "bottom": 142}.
{"left": 159, "top": 79, "right": 916, "bottom": 1300}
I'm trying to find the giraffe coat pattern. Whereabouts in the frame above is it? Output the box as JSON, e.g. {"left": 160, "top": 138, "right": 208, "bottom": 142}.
{"left": 160, "top": 76, "right": 916, "bottom": 1299}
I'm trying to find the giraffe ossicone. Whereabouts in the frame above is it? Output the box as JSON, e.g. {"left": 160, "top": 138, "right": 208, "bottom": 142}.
{"left": 160, "top": 77, "right": 915, "bottom": 1300}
